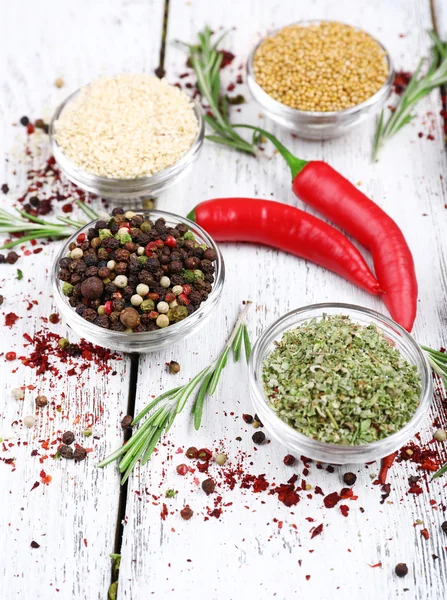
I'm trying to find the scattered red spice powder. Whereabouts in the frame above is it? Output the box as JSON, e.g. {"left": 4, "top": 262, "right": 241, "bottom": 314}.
{"left": 39, "top": 469, "right": 52, "bottom": 485}
{"left": 340, "top": 504, "right": 350, "bottom": 517}
{"left": 20, "top": 328, "right": 120, "bottom": 377}
{"left": 324, "top": 491, "right": 341, "bottom": 509}
{"left": 393, "top": 71, "right": 412, "bottom": 95}
{"left": 369, "top": 562, "right": 382, "bottom": 568}
{"left": 421, "top": 528, "right": 430, "bottom": 540}
{"left": 160, "top": 503, "right": 168, "bottom": 521}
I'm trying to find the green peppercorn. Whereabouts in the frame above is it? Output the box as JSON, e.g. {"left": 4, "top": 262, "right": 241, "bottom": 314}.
{"left": 141, "top": 299, "right": 155, "bottom": 312}
{"left": 137, "top": 255, "right": 148, "bottom": 265}
{"left": 183, "top": 232, "right": 194, "bottom": 240}
{"left": 99, "top": 229, "right": 112, "bottom": 240}
{"left": 194, "top": 269, "right": 205, "bottom": 279}
{"left": 183, "top": 270, "right": 195, "bottom": 283}
{"left": 62, "top": 282, "right": 74, "bottom": 296}
{"left": 119, "top": 233, "right": 132, "bottom": 244}
{"left": 58, "top": 338, "right": 70, "bottom": 350}
{"left": 165, "top": 489, "right": 176, "bottom": 498}
{"left": 140, "top": 221, "right": 152, "bottom": 232}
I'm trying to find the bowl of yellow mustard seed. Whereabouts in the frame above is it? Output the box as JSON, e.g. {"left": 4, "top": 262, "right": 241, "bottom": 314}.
{"left": 247, "top": 21, "right": 394, "bottom": 139}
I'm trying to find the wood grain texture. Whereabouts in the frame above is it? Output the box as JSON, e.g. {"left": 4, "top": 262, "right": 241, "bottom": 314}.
{"left": 0, "top": 1, "right": 163, "bottom": 599}
{"left": 119, "top": 1, "right": 447, "bottom": 599}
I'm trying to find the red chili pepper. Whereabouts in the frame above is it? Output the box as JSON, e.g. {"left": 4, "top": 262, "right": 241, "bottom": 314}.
{"left": 378, "top": 451, "right": 398, "bottom": 484}
{"left": 246, "top": 127, "right": 417, "bottom": 331}
{"left": 188, "top": 198, "right": 380, "bottom": 294}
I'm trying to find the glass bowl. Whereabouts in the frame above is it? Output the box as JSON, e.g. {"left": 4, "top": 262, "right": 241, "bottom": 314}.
{"left": 249, "top": 303, "right": 432, "bottom": 464}
{"left": 51, "top": 210, "right": 225, "bottom": 353}
{"left": 49, "top": 88, "right": 204, "bottom": 202}
{"left": 246, "top": 21, "right": 395, "bottom": 140}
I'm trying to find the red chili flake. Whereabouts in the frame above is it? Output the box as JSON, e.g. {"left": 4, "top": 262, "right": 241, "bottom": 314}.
{"left": 305, "top": 575, "right": 311, "bottom": 581}
{"left": 27, "top": 123, "right": 35, "bottom": 135}
{"left": 393, "top": 71, "right": 412, "bottom": 95}
{"left": 62, "top": 203, "right": 73, "bottom": 213}
{"left": 253, "top": 474, "right": 269, "bottom": 493}
{"left": 5, "top": 313, "right": 19, "bottom": 327}
{"left": 5, "top": 351, "right": 17, "bottom": 361}
{"left": 324, "top": 491, "right": 341, "bottom": 508}
{"left": 340, "top": 504, "right": 350, "bottom": 517}
{"left": 227, "top": 83, "right": 236, "bottom": 92}
{"left": 314, "top": 486, "right": 324, "bottom": 496}
{"left": 310, "top": 523, "right": 324, "bottom": 539}
{"left": 218, "top": 50, "right": 235, "bottom": 69}
{"left": 197, "top": 448, "right": 212, "bottom": 461}
{"left": 30, "top": 481, "right": 40, "bottom": 491}
{"left": 160, "top": 503, "right": 168, "bottom": 521}
{"left": 39, "top": 469, "right": 52, "bottom": 485}
{"left": 421, "top": 528, "right": 430, "bottom": 540}
{"left": 196, "top": 461, "right": 209, "bottom": 473}
{"left": 369, "top": 562, "right": 382, "bottom": 568}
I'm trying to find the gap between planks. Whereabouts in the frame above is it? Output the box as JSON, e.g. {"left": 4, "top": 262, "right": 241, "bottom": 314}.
{"left": 108, "top": 0, "right": 171, "bottom": 586}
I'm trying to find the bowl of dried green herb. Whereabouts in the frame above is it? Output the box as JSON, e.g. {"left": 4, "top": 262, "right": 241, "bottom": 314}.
{"left": 249, "top": 303, "right": 432, "bottom": 464}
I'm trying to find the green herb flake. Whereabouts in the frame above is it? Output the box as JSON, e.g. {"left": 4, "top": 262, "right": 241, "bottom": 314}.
{"left": 16, "top": 269, "right": 23, "bottom": 280}
{"left": 262, "top": 314, "right": 422, "bottom": 445}
{"left": 165, "top": 489, "right": 177, "bottom": 498}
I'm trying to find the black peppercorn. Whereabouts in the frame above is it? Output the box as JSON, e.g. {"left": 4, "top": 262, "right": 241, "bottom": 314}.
{"left": 252, "top": 431, "right": 266, "bottom": 445}
{"left": 0, "top": 295, "right": 3, "bottom": 306}
{"left": 20, "top": 116, "right": 29, "bottom": 126}
{"left": 73, "top": 446, "right": 87, "bottom": 461}
{"left": 442, "top": 521, "right": 447, "bottom": 534}
{"left": 59, "top": 445, "right": 74, "bottom": 459}
{"left": 6, "top": 251, "right": 19, "bottom": 264}
{"left": 186, "top": 446, "right": 198, "bottom": 459}
{"left": 180, "top": 505, "right": 193, "bottom": 520}
{"left": 395, "top": 563, "right": 408, "bottom": 577}
{"left": 242, "top": 413, "right": 253, "bottom": 424}
{"left": 201, "top": 478, "right": 215, "bottom": 495}
{"left": 343, "top": 472, "right": 357, "bottom": 486}
{"left": 62, "top": 431, "right": 75, "bottom": 445}
{"left": 121, "top": 415, "right": 133, "bottom": 429}
{"left": 2, "top": 183, "right": 9, "bottom": 194}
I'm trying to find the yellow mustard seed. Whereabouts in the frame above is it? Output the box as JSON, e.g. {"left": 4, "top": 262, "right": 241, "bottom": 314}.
{"left": 253, "top": 21, "right": 388, "bottom": 112}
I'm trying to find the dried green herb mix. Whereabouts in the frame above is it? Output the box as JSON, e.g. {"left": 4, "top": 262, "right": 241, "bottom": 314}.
{"left": 262, "top": 315, "right": 421, "bottom": 444}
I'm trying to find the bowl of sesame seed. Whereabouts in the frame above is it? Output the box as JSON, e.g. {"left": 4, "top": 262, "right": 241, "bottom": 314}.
{"left": 247, "top": 21, "right": 394, "bottom": 139}
{"left": 49, "top": 74, "right": 204, "bottom": 201}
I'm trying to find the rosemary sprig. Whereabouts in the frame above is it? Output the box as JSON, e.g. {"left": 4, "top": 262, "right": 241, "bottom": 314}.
{"left": 177, "top": 26, "right": 257, "bottom": 155}
{"left": 421, "top": 345, "right": 447, "bottom": 387}
{"left": 98, "top": 302, "right": 252, "bottom": 483}
{"left": 373, "top": 31, "right": 447, "bottom": 160}
{"left": 0, "top": 200, "right": 98, "bottom": 249}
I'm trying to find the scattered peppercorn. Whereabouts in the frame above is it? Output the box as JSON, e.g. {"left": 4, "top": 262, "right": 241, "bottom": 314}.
{"left": 215, "top": 453, "right": 227, "bottom": 466}
{"left": 186, "top": 446, "right": 198, "bottom": 459}
{"left": 121, "top": 415, "right": 133, "bottom": 430}
{"left": 283, "top": 454, "right": 296, "bottom": 466}
{"left": 55, "top": 77, "right": 65, "bottom": 88}
{"left": 168, "top": 360, "right": 181, "bottom": 374}
{"left": 434, "top": 429, "right": 447, "bottom": 442}
{"left": 1, "top": 184, "right": 9, "bottom": 194}
{"left": 395, "top": 563, "right": 408, "bottom": 577}
{"left": 254, "top": 414, "right": 263, "bottom": 427}
{"left": 49, "top": 313, "right": 60, "bottom": 324}
{"left": 23, "top": 415, "right": 35, "bottom": 428}
{"left": 62, "top": 431, "right": 75, "bottom": 445}
{"left": 0, "top": 295, "right": 3, "bottom": 306}
{"left": 242, "top": 413, "right": 253, "bottom": 424}
{"left": 176, "top": 464, "right": 188, "bottom": 476}
{"left": 59, "top": 445, "right": 74, "bottom": 459}
{"left": 165, "top": 489, "right": 176, "bottom": 498}
{"left": 35, "top": 395, "right": 48, "bottom": 408}
{"left": 73, "top": 446, "right": 87, "bottom": 461}
{"left": 6, "top": 251, "right": 20, "bottom": 264}
{"left": 20, "top": 116, "right": 30, "bottom": 126}
{"left": 197, "top": 448, "right": 212, "bottom": 461}
{"left": 30, "top": 541, "right": 40, "bottom": 548}
{"left": 441, "top": 521, "right": 447, "bottom": 534}
{"left": 180, "top": 505, "right": 194, "bottom": 520}
{"left": 202, "top": 478, "right": 215, "bottom": 495}
{"left": 252, "top": 431, "right": 266, "bottom": 445}
{"left": 343, "top": 472, "right": 357, "bottom": 486}
{"left": 5, "top": 352, "right": 17, "bottom": 361}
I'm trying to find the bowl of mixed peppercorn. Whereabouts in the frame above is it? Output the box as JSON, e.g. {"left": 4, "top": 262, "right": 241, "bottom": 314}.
{"left": 52, "top": 208, "right": 224, "bottom": 352}
{"left": 249, "top": 303, "right": 432, "bottom": 464}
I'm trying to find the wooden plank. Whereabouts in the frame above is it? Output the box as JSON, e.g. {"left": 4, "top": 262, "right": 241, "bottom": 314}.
{"left": 119, "top": 1, "right": 447, "bottom": 599}
{"left": 0, "top": 1, "right": 164, "bottom": 598}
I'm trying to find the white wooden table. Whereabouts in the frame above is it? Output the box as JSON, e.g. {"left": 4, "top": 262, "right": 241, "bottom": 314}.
{"left": 2, "top": 1, "right": 447, "bottom": 598}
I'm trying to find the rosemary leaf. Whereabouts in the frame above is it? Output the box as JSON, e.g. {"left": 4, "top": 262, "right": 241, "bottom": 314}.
{"left": 232, "top": 324, "right": 244, "bottom": 362}
{"left": 193, "top": 371, "right": 214, "bottom": 430}
{"left": 243, "top": 324, "right": 252, "bottom": 362}
{"left": 432, "top": 462, "right": 447, "bottom": 480}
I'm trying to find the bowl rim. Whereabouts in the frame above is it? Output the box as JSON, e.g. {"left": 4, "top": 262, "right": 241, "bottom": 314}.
{"left": 52, "top": 208, "right": 225, "bottom": 343}
{"left": 49, "top": 81, "right": 205, "bottom": 191}
{"left": 249, "top": 302, "right": 432, "bottom": 458}
{"left": 247, "top": 19, "right": 395, "bottom": 119}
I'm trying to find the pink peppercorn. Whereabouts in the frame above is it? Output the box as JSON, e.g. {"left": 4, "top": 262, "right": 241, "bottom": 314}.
{"left": 176, "top": 464, "right": 188, "bottom": 476}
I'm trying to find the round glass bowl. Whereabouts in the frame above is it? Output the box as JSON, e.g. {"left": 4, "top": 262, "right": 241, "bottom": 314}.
{"left": 249, "top": 303, "right": 432, "bottom": 464}
{"left": 247, "top": 21, "right": 394, "bottom": 140}
{"left": 51, "top": 210, "right": 225, "bottom": 353}
{"left": 49, "top": 88, "right": 204, "bottom": 202}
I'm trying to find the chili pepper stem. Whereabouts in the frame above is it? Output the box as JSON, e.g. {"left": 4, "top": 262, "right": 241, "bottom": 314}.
{"left": 235, "top": 125, "right": 308, "bottom": 178}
